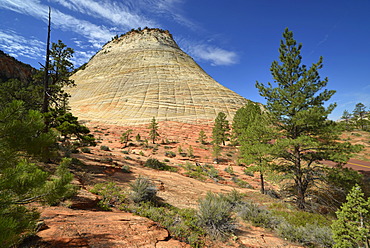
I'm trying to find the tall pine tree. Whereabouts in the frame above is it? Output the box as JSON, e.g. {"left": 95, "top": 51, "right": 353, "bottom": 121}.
{"left": 237, "top": 102, "right": 275, "bottom": 194}
{"left": 256, "top": 28, "right": 362, "bottom": 209}
{"left": 212, "top": 112, "right": 230, "bottom": 146}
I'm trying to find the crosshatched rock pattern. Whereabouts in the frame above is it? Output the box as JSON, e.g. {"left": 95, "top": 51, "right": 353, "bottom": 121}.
{"left": 68, "top": 28, "right": 249, "bottom": 125}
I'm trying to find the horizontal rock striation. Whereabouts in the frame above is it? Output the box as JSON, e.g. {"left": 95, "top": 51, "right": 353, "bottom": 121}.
{"left": 68, "top": 28, "right": 249, "bottom": 125}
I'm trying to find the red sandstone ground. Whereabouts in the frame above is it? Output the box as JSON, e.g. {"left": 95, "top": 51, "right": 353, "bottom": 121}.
{"left": 31, "top": 121, "right": 308, "bottom": 248}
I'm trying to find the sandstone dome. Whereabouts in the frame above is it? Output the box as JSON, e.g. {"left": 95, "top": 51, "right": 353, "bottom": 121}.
{"left": 68, "top": 28, "right": 249, "bottom": 125}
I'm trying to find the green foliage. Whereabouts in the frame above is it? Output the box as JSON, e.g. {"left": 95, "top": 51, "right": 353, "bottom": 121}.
{"left": 90, "top": 182, "right": 126, "bottom": 210}
{"left": 129, "top": 177, "right": 157, "bottom": 203}
{"left": 198, "top": 130, "right": 207, "bottom": 144}
{"left": 53, "top": 112, "right": 96, "bottom": 147}
{"left": 121, "top": 129, "right": 133, "bottom": 147}
{"left": 144, "top": 158, "right": 176, "bottom": 171}
{"left": 237, "top": 102, "right": 275, "bottom": 194}
{"left": 135, "top": 133, "right": 141, "bottom": 142}
{"left": 255, "top": 28, "right": 363, "bottom": 209}
{"left": 197, "top": 192, "right": 236, "bottom": 240}
{"left": 212, "top": 112, "right": 230, "bottom": 146}
{"left": 187, "top": 145, "right": 194, "bottom": 158}
{"left": 121, "top": 165, "right": 131, "bottom": 173}
{"left": 81, "top": 147, "right": 91, "bottom": 153}
{"left": 212, "top": 144, "right": 221, "bottom": 162}
{"left": 130, "top": 202, "right": 204, "bottom": 246}
{"left": 148, "top": 117, "right": 159, "bottom": 144}
{"left": 331, "top": 185, "right": 370, "bottom": 247}
{"left": 100, "top": 145, "right": 110, "bottom": 151}
{"left": 165, "top": 151, "right": 176, "bottom": 158}
{"left": 352, "top": 103, "right": 369, "bottom": 131}
{"left": 224, "top": 166, "right": 234, "bottom": 175}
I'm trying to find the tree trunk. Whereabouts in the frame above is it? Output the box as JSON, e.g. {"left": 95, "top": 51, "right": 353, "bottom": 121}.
{"left": 260, "top": 172, "right": 265, "bottom": 194}
{"left": 42, "top": 7, "right": 51, "bottom": 115}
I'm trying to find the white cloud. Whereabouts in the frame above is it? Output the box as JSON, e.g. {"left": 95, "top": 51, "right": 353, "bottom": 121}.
{"left": 0, "top": 0, "right": 113, "bottom": 47}
{"left": 49, "top": 0, "right": 156, "bottom": 29}
{"left": 0, "top": 30, "right": 45, "bottom": 61}
{"left": 72, "top": 49, "right": 96, "bottom": 66}
{"left": 189, "top": 44, "right": 239, "bottom": 66}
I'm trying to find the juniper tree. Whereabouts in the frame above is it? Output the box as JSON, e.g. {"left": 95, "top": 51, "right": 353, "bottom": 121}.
{"left": 212, "top": 112, "right": 230, "bottom": 146}
{"left": 331, "top": 185, "right": 370, "bottom": 247}
{"left": 256, "top": 28, "right": 362, "bottom": 209}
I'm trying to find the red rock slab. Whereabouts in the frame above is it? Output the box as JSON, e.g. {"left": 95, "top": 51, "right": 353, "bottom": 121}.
{"left": 38, "top": 206, "right": 190, "bottom": 248}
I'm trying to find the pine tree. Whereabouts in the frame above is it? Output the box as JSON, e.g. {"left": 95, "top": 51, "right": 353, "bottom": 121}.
{"left": 256, "top": 28, "right": 362, "bottom": 209}
{"left": 341, "top": 110, "right": 352, "bottom": 131}
{"left": 331, "top": 185, "right": 370, "bottom": 247}
{"left": 238, "top": 102, "right": 275, "bottom": 194}
{"left": 212, "top": 112, "right": 230, "bottom": 146}
{"left": 0, "top": 101, "right": 75, "bottom": 247}
{"left": 121, "top": 129, "right": 133, "bottom": 147}
{"left": 148, "top": 117, "right": 159, "bottom": 144}
{"left": 232, "top": 102, "right": 261, "bottom": 145}
{"left": 198, "top": 130, "right": 207, "bottom": 144}
{"left": 353, "top": 103, "right": 368, "bottom": 130}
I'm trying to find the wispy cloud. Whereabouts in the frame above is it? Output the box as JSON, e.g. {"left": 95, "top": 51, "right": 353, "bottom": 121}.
{"left": 49, "top": 0, "right": 156, "bottom": 29}
{"left": 179, "top": 39, "right": 239, "bottom": 66}
{"left": 0, "top": 0, "right": 113, "bottom": 47}
{"left": 0, "top": 30, "right": 45, "bottom": 60}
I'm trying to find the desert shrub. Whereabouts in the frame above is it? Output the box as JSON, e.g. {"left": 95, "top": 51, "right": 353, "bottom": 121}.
{"left": 130, "top": 202, "right": 204, "bottom": 246}
{"left": 165, "top": 151, "right": 176, "bottom": 158}
{"left": 121, "top": 150, "right": 129, "bottom": 154}
{"left": 90, "top": 182, "right": 126, "bottom": 210}
{"left": 224, "top": 166, "right": 234, "bottom": 175}
{"left": 163, "top": 158, "right": 170, "bottom": 162}
{"left": 232, "top": 177, "right": 253, "bottom": 189}
{"left": 144, "top": 158, "right": 176, "bottom": 171}
{"left": 237, "top": 201, "right": 282, "bottom": 229}
{"left": 275, "top": 222, "right": 333, "bottom": 247}
{"left": 130, "top": 177, "right": 157, "bottom": 203}
{"left": 243, "top": 169, "right": 254, "bottom": 177}
{"left": 100, "top": 157, "right": 113, "bottom": 163}
{"left": 273, "top": 210, "right": 331, "bottom": 227}
{"left": 121, "top": 165, "right": 131, "bottom": 173}
{"left": 81, "top": 147, "right": 91, "bottom": 153}
{"left": 139, "top": 151, "right": 144, "bottom": 156}
{"left": 100, "top": 145, "right": 110, "bottom": 151}
{"left": 183, "top": 163, "right": 207, "bottom": 181}
{"left": 197, "top": 192, "right": 237, "bottom": 240}
{"left": 220, "top": 189, "right": 244, "bottom": 209}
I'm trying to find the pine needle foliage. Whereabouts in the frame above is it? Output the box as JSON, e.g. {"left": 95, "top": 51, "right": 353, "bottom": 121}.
{"left": 255, "top": 28, "right": 363, "bottom": 209}
{"left": 331, "top": 185, "right": 370, "bottom": 247}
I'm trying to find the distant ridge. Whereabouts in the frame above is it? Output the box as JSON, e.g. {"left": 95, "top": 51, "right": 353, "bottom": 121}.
{"left": 0, "top": 50, "right": 35, "bottom": 82}
{"left": 68, "top": 28, "right": 250, "bottom": 125}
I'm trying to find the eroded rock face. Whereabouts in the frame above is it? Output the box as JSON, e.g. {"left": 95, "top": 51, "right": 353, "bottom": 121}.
{"left": 68, "top": 28, "right": 249, "bottom": 125}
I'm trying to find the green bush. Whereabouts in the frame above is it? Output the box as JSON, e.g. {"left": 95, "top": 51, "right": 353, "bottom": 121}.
{"left": 144, "top": 158, "right": 176, "bottom": 171}
{"left": 237, "top": 201, "right": 282, "bottom": 229}
{"left": 90, "top": 182, "right": 126, "bottom": 210}
{"left": 130, "top": 177, "right": 157, "bottom": 203}
{"left": 100, "top": 145, "right": 110, "bottom": 151}
{"left": 165, "top": 151, "right": 176, "bottom": 158}
{"left": 81, "top": 147, "right": 91, "bottom": 153}
{"left": 121, "top": 150, "right": 129, "bottom": 154}
{"left": 121, "top": 165, "right": 131, "bottom": 173}
{"left": 197, "top": 192, "right": 236, "bottom": 240}
{"left": 224, "top": 166, "right": 234, "bottom": 174}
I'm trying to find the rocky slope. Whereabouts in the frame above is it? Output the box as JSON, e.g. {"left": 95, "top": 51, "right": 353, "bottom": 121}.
{"left": 68, "top": 28, "right": 249, "bottom": 125}
{"left": 0, "top": 50, "right": 35, "bottom": 82}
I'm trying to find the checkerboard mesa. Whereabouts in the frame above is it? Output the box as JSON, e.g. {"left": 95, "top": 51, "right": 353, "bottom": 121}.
{"left": 68, "top": 28, "right": 249, "bottom": 125}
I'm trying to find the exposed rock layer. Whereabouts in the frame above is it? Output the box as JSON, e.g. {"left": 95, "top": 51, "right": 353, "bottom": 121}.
{"left": 68, "top": 28, "right": 249, "bottom": 125}
{"left": 0, "top": 50, "right": 35, "bottom": 82}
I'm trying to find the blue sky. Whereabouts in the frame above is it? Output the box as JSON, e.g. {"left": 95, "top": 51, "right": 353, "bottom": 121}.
{"left": 0, "top": 0, "right": 369, "bottom": 120}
